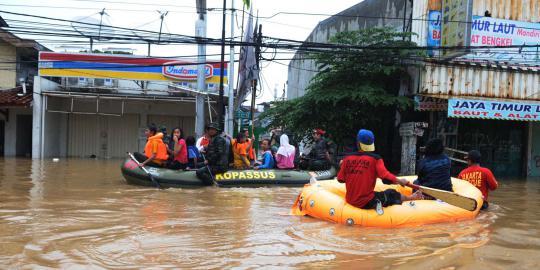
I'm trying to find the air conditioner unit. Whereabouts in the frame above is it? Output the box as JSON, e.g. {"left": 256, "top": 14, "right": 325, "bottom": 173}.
{"left": 78, "top": 77, "right": 89, "bottom": 86}
{"left": 66, "top": 77, "right": 79, "bottom": 86}
{"left": 104, "top": 78, "right": 114, "bottom": 87}
{"left": 93, "top": 78, "right": 105, "bottom": 87}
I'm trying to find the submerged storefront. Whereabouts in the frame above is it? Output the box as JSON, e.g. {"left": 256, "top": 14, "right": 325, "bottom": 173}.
{"left": 419, "top": 96, "right": 538, "bottom": 178}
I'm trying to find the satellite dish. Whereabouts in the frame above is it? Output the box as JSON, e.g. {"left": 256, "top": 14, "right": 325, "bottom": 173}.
{"left": 71, "top": 12, "right": 115, "bottom": 41}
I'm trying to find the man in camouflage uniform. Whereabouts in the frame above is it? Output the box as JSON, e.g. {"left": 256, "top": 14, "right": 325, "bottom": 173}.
{"left": 196, "top": 122, "right": 229, "bottom": 185}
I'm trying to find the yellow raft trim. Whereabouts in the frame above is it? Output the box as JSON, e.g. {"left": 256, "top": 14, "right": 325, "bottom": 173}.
{"left": 291, "top": 176, "right": 483, "bottom": 228}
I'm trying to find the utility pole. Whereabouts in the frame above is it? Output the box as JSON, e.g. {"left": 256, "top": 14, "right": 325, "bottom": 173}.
{"left": 226, "top": 0, "right": 236, "bottom": 135}
{"left": 250, "top": 24, "right": 262, "bottom": 137}
{"left": 195, "top": 0, "right": 207, "bottom": 137}
{"left": 217, "top": 0, "right": 228, "bottom": 131}
{"left": 157, "top": 11, "right": 169, "bottom": 43}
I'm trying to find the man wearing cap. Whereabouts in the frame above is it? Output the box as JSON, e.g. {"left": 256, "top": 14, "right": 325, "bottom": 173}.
{"left": 299, "top": 129, "right": 330, "bottom": 171}
{"left": 458, "top": 150, "right": 498, "bottom": 210}
{"left": 196, "top": 123, "right": 229, "bottom": 185}
{"left": 337, "top": 129, "right": 420, "bottom": 210}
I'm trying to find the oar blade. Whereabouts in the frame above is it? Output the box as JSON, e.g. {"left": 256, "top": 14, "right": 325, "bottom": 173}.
{"left": 419, "top": 186, "right": 478, "bottom": 211}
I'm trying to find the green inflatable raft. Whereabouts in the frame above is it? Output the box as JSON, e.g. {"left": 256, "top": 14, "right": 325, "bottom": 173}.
{"left": 121, "top": 157, "right": 337, "bottom": 188}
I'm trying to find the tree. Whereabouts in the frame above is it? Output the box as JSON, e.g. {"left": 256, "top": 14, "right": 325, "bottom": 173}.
{"left": 260, "top": 28, "right": 422, "bottom": 157}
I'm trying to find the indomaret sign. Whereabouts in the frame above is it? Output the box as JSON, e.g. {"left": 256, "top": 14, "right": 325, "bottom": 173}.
{"left": 38, "top": 52, "right": 227, "bottom": 83}
{"left": 448, "top": 98, "right": 540, "bottom": 121}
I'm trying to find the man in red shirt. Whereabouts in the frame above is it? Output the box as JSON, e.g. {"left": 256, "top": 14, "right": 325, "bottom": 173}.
{"left": 458, "top": 150, "right": 498, "bottom": 210}
{"left": 338, "top": 129, "right": 420, "bottom": 209}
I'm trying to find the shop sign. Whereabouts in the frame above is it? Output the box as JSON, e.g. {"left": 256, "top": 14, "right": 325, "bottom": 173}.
{"left": 441, "top": 0, "right": 473, "bottom": 58}
{"left": 162, "top": 63, "right": 213, "bottom": 80}
{"left": 414, "top": 95, "right": 447, "bottom": 111}
{"left": 427, "top": 10, "right": 441, "bottom": 57}
{"left": 235, "top": 110, "right": 251, "bottom": 119}
{"left": 448, "top": 98, "right": 540, "bottom": 121}
{"left": 428, "top": 12, "right": 540, "bottom": 66}
{"left": 38, "top": 52, "right": 227, "bottom": 83}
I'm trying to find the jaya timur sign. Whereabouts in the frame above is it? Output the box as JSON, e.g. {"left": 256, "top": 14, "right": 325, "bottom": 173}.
{"left": 448, "top": 98, "right": 540, "bottom": 121}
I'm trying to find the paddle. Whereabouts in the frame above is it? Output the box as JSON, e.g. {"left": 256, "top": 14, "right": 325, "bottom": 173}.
{"left": 200, "top": 153, "right": 219, "bottom": 187}
{"left": 406, "top": 182, "right": 477, "bottom": 211}
{"left": 127, "top": 152, "right": 161, "bottom": 189}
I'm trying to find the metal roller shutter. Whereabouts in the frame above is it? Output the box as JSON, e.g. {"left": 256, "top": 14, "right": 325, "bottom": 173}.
{"left": 68, "top": 114, "right": 139, "bottom": 158}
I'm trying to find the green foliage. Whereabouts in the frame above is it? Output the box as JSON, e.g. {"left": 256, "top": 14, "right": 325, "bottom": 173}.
{"left": 260, "top": 28, "right": 422, "bottom": 150}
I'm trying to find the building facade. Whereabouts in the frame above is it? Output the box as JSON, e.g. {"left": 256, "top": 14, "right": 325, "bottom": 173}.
{"left": 0, "top": 20, "right": 49, "bottom": 157}
{"left": 32, "top": 52, "right": 227, "bottom": 159}
{"left": 287, "top": 0, "right": 540, "bottom": 177}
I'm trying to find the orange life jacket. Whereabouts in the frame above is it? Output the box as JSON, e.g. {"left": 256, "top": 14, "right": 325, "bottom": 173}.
{"left": 144, "top": 133, "right": 169, "bottom": 161}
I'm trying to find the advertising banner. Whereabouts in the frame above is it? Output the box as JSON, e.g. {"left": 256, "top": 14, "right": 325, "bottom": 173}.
{"left": 441, "top": 0, "right": 473, "bottom": 58}
{"left": 448, "top": 98, "right": 540, "bottom": 121}
{"left": 38, "top": 52, "right": 228, "bottom": 84}
{"left": 428, "top": 12, "right": 540, "bottom": 66}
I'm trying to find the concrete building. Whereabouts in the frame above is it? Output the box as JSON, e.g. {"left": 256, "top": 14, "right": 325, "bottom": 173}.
{"left": 287, "top": 0, "right": 540, "bottom": 177}
{"left": 287, "top": 0, "right": 412, "bottom": 99}
{"left": 32, "top": 52, "right": 226, "bottom": 159}
{"left": 0, "top": 20, "right": 50, "bottom": 157}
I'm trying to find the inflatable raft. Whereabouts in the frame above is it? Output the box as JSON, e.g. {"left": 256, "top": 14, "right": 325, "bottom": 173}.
{"left": 291, "top": 176, "right": 483, "bottom": 227}
{"left": 121, "top": 158, "right": 337, "bottom": 188}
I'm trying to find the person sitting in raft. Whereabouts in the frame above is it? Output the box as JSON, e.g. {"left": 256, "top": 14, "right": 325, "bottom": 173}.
{"left": 196, "top": 123, "right": 229, "bottom": 185}
{"left": 337, "top": 129, "right": 421, "bottom": 209}
{"left": 167, "top": 127, "right": 188, "bottom": 170}
{"left": 254, "top": 139, "right": 275, "bottom": 170}
{"left": 414, "top": 138, "right": 453, "bottom": 193}
{"left": 242, "top": 128, "right": 256, "bottom": 165}
{"left": 186, "top": 136, "right": 201, "bottom": 169}
{"left": 275, "top": 134, "right": 295, "bottom": 169}
{"left": 299, "top": 129, "right": 331, "bottom": 171}
{"left": 458, "top": 150, "right": 498, "bottom": 210}
{"left": 133, "top": 123, "right": 169, "bottom": 168}
{"left": 228, "top": 133, "right": 251, "bottom": 169}
{"left": 196, "top": 127, "right": 211, "bottom": 154}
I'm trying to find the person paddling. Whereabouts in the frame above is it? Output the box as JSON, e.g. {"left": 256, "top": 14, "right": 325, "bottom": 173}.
{"left": 337, "top": 129, "right": 421, "bottom": 210}
{"left": 414, "top": 138, "right": 453, "bottom": 193}
{"left": 458, "top": 150, "right": 498, "bottom": 210}
{"left": 196, "top": 123, "right": 229, "bottom": 185}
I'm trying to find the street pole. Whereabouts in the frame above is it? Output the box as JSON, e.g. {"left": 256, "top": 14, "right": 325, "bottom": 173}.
{"left": 195, "top": 0, "right": 207, "bottom": 137}
{"left": 226, "top": 0, "right": 235, "bottom": 135}
{"left": 250, "top": 24, "right": 262, "bottom": 137}
{"left": 218, "top": 0, "right": 227, "bottom": 131}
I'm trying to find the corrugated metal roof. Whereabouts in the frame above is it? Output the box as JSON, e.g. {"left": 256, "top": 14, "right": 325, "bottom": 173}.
{"left": 419, "top": 63, "right": 540, "bottom": 101}
{"left": 473, "top": 0, "right": 540, "bottom": 22}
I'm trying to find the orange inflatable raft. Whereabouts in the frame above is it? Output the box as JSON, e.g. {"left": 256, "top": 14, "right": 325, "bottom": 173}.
{"left": 291, "top": 176, "right": 483, "bottom": 227}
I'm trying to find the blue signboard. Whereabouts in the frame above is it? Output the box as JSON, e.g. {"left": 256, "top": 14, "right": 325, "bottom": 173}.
{"left": 427, "top": 10, "right": 441, "bottom": 57}
{"left": 448, "top": 98, "right": 540, "bottom": 121}
{"left": 427, "top": 12, "right": 540, "bottom": 66}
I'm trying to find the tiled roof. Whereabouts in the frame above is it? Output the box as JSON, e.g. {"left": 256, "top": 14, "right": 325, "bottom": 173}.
{"left": 0, "top": 87, "right": 32, "bottom": 107}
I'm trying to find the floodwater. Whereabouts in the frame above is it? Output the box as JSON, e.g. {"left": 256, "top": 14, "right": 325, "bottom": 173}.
{"left": 1, "top": 158, "right": 539, "bottom": 269}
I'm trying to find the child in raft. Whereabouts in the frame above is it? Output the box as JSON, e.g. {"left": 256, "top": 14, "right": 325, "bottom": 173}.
{"left": 458, "top": 150, "right": 498, "bottom": 210}
{"left": 337, "top": 129, "right": 422, "bottom": 209}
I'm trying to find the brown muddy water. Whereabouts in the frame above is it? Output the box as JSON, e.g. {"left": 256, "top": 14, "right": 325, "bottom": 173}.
{"left": 1, "top": 158, "right": 539, "bottom": 269}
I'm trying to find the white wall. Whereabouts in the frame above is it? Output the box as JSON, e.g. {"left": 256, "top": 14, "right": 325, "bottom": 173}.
{"left": 3, "top": 107, "right": 32, "bottom": 156}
